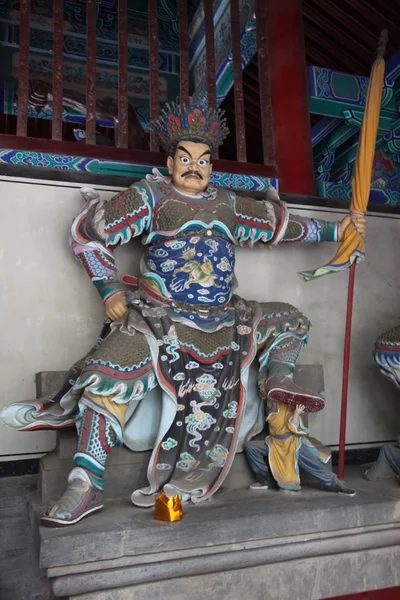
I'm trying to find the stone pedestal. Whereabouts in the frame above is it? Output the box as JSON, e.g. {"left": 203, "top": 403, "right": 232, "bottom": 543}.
{"left": 30, "top": 471, "right": 400, "bottom": 600}
{"left": 32, "top": 365, "right": 382, "bottom": 600}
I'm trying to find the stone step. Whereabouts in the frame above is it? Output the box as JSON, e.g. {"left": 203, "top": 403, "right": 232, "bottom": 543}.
{"left": 0, "top": 552, "right": 37, "bottom": 572}
{"left": 1, "top": 521, "right": 33, "bottom": 540}
{"left": 0, "top": 474, "right": 38, "bottom": 497}
{"left": 0, "top": 494, "right": 29, "bottom": 510}
{"left": 0, "top": 504, "right": 30, "bottom": 519}
{"left": 0, "top": 475, "right": 51, "bottom": 600}
{"left": 31, "top": 468, "right": 400, "bottom": 600}
{"left": 0, "top": 545, "right": 31, "bottom": 562}
{"left": 0, "top": 579, "right": 49, "bottom": 600}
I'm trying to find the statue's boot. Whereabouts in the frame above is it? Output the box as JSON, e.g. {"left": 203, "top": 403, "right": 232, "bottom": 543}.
{"left": 260, "top": 332, "right": 325, "bottom": 411}
{"left": 249, "top": 469, "right": 278, "bottom": 490}
{"left": 330, "top": 479, "right": 356, "bottom": 496}
{"left": 41, "top": 401, "right": 122, "bottom": 527}
{"left": 266, "top": 375, "right": 325, "bottom": 411}
{"left": 41, "top": 467, "right": 103, "bottom": 527}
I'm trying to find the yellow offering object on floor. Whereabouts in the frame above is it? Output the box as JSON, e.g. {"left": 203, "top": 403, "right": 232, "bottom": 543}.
{"left": 154, "top": 493, "right": 183, "bottom": 522}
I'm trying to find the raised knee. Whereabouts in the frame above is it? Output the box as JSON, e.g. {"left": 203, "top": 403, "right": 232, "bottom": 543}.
{"left": 261, "top": 302, "right": 311, "bottom": 332}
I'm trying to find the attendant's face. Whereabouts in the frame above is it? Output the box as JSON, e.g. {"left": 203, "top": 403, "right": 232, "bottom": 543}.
{"left": 167, "top": 141, "right": 213, "bottom": 195}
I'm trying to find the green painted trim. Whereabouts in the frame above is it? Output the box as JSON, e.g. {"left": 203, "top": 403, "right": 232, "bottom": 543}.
{"left": 343, "top": 110, "right": 395, "bottom": 132}
{"left": 90, "top": 162, "right": 169, "bottom": 178}
{"left": 315, "top": 181, "right": 326, "bottom": 197}
{"left": 309, "top": 97, "right": 397, "bottom": 121}
{"left": 314, "top": 122, "right": 357, "bottom": 159}
{"left": 0, "top": 149, "right": 277, "bottom": 193}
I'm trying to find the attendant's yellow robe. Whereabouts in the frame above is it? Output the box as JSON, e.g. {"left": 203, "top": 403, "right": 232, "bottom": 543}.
{"left": 266, "top": 403, "right": 330, "bottom": 491}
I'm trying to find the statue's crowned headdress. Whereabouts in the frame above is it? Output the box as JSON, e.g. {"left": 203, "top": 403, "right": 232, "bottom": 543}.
{"left": 151, "top": 97, "right": 229, "bottom": 155}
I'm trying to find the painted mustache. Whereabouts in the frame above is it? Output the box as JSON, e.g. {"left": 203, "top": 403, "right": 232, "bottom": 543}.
{"left": 182, "top": 170, "right": 203, "bottom": 180}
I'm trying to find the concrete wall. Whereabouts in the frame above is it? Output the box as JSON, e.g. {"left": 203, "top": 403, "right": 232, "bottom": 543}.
{"left": 1, "top": 175, "right": 400, "bottom": 459}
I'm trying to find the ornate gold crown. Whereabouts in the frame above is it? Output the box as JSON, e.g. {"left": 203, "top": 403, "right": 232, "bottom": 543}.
{"left": 151, "top": 97, "right": 229, "bottom": 154}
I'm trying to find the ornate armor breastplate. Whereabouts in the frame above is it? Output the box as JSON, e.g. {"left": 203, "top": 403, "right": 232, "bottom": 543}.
{"left": 139, "top": 172, "right": 237, "bottom": 307}
{"left": 142, "top": 171, "right": 237, "bottom": 242}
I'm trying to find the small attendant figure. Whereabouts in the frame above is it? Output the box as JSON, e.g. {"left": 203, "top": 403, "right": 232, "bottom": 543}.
{"left": 364, "top": 324, "right": 400, "bottom": 483}
{"left": 244, "top": 395, "right": 356, "bottom": 495}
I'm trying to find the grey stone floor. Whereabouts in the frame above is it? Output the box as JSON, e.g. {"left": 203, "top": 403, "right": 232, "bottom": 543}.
{"left": 0, "top": 475, "right": 50, "bottom": 600}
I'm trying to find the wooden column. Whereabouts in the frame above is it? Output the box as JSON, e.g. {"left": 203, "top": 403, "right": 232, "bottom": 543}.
{"left": 16, "top": 0, "right": 30, "bottom": 137}
{"left": 230, "top": 0, "right": 246, "bottom": 162}
{"left": 204, "top": 0, "right": 217, "bottom": 112}
{"left": 266, "top": 0, "right": 315, "bottom": 195}
{"left": 178, "top": 0, "right": 190, "bottom": 107}
{"left": 86, "top": 0, "right": 97, "bottom": 145}
{"left": 52, "top": 0, "right": 64, "bottom": 141}
{"left": 204, "top": 0, "right": 217, "bottom": 157}
{"left": 256, "top": 0, "right": 275, "bottom": 167}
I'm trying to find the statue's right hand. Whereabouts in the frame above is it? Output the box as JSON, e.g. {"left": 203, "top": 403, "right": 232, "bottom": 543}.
{"left": 294, "top": 404, "right": 306, "bottom": 416}
{"left": 105, "top": 291, "right": 128, "bottom": 321}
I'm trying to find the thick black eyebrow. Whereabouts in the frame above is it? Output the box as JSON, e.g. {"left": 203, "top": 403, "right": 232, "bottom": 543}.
{"left": 199, "top": 149, "right": 211, "bottom": 158}
{"left": 177, "top": 145, "right": 192, "bottom": 158}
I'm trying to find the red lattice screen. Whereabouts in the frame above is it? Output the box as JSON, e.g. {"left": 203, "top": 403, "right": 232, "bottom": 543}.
{"left": 0, "top": 0, "right": 277, "bottom": 178}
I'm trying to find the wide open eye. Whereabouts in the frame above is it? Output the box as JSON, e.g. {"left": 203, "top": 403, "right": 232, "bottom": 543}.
{"left": 198, "top": 159, "right": 209, "bottom": 167}
{"left": 179, "top": 156, "right": 190, "bottom": 164}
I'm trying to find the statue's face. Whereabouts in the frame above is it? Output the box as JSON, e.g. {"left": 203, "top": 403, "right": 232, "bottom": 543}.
{"left": 167, "top": 141, "right": 213, "bottom": 195}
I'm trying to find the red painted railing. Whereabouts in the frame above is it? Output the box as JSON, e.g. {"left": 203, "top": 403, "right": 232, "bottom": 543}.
{"left": 148, "top": 0, "right": 160, "bottom": 153}
{"left": 52, "top": 0, "right": 64, "bottom": 142}
{"left": 16, "top": 0, "right": 30, "bottom": 138}
{"left": 117, "top": 0, "right": 128, "bottom": 149}
{"left": 0, "top": 0, "right": 277, "bottom": 178}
